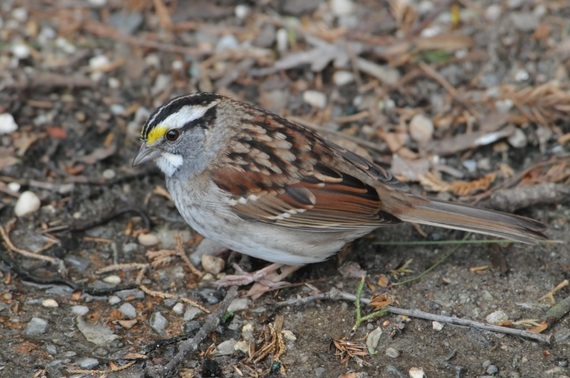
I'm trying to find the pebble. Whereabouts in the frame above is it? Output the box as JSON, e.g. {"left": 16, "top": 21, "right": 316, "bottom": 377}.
{"left": 331, "top": 0, "right": 354, "bottom": 16}
{"left": 235, "top": 5, "right": 250, "bottom": 19}
{"left": 227, "top": 298, "right": 250, "bottom": 312}
{"left": 45, "top": 344, "right": 58, "bottom": 355}
{"left": 486, "top": 364, "right": 499, "bottom": 375}
{"left": 486, "top": 310, "right": 509, "bottom": 324}
{"left": 103, "top": 275, "right": 121, "bottom": 285}
{"left": 282, "top": 330, "right": 297, "bottom": 342}
{"left": 332, "top": 70, "right": 355, "bottom": 86}
{"left": 215, "top": 339, "right": 237, "bottom": 355}
{"left": 76, "top": 357, "right": 99, "bottom": 369}
{"left": 303, "top": 90, "right": 327, "bottom": 109}
{"left": 184, "top": 307, "right": 203, "bottom": 322}
{"left": 216, "top": 35, "right": 239, "bottom": 52}
{"left": 366, "top": 327, "right": 383, "bottom": 352}
{"left": 508, "top": 128, "right": 527, "bottom": 148}
{"left": 42, "top": 299, "right": 59, "bottom": 308}
{"left": 198, "top": 288, "right": 224, "bottom": 305}
{"left": 150, "top": 311, "right": 167, "bottom": 334}
{"left": 432, "top": 321, "right": 444, "bottom": 331}
{"left": 119, "top": 303, "right": 137, "bottom": 319}
{"left": 15, "top": 191, "right": 41, "bottom": 217}
{"left": 89, "top": 55, "right": 110, "bottom": 71}
{"left": 386, "top": 347, "right": 400, "bottom": 358}
{"left": 485, "top": 4, "right": 502, "bottom": 22}
{"left": 138, "top": 233, "right": 159, "bottom": 246}
{"left": 234, "top": 340, "right": 249, "bottom": 353}
{"left": 201, "top": 254, "right": 225, "bottom": 275}
{"left": 409, "top": 114, "right": 434, "bottom": 144}
{"left": 25, "top": 317, "right": 48, "bottom": 335}
{"left": 11, "top": 43, "right": 30, "bottom": 59}
{"left": 409, "top": 367, "right": 426, "bottom": 378}
{"left": 8, "top": 182, "right": 21, "bottom": 192}
{"left": 172, "top": 302, "right": 184, "bottom": 315}
{"left": 0, "top": 113, "right": 18, "bottom": 134}
{"left": 242, "top": 323, "right": 254, "bottom": 342}
{"left": 276, "top": 28, "right": 288, "bottom": 53}
{"left": 71, "top": 305, "right": 89, "bottom": 316}
{"left": 108, "top": 295, "right": 121, "bottom": 305}
{"left": 76, "top": 317, "right": 119, "bottom": 346}
{"left": 12, "top": 8, "right": 28, "bottom": 22}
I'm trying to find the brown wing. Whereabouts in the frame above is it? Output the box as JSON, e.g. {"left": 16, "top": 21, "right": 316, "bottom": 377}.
{"left": 210, "top": 103, "right": 406, "bottom": 231}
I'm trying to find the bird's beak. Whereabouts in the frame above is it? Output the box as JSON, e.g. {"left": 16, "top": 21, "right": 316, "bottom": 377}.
{"left": 132, "top": 143, "right": 161, "bottom": 167}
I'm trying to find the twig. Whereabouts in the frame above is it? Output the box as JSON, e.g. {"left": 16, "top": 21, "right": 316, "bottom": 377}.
{"left": 275, "top": 288, "right": 554, "bottom": 344}
{"left": 145, "top": 286, "right": 238, "bottom": 378}
{"left": 0, "top": 225, "right": 60, "bottom": 264}
{"left": 139, "top": 284, "right": 210, "bottom": 314}
{"left": 545, "top": 294, "right": 570, "bottom": 328}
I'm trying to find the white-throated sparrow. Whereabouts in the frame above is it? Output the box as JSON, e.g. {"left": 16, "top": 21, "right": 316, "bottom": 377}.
{"left": 133, "top": 93, "right": 546, "bottom": 285}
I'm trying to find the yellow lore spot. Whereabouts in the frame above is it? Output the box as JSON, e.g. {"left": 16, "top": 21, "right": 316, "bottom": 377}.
{"left": 146, "top": 125, "right": 167, "bottom": 145}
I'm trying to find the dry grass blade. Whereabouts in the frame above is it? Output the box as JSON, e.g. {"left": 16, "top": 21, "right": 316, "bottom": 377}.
{"left": 502, "top": 83, "right": 570, "bottom": 125}
{"left": 330, "top": 338, "right": 368, "bottom": 366}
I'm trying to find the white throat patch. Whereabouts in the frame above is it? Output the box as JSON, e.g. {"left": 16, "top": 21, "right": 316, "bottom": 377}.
{"left": 156, "top": 153, "right": 183, "bottom": 177}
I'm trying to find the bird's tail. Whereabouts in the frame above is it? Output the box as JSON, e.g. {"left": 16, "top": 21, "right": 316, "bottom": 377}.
{"left": 391, "top": 198, "right": 547, "bottom": 244}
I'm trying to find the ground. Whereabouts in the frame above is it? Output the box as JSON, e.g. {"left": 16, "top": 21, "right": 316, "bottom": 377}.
{"left": 0, "top": 0, "right": 569, "bottom": 377}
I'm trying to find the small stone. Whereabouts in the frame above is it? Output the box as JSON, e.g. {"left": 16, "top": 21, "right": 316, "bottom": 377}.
{"left": 303, "top": 90, "right": 327, "bottom": 109}
{"left": 386, "top": 347, "right": 400, "bottom": 358}
{"left": 7, "top": 182, "right": 21, "bottom": 192}
{"left": 366, "top": 327, "right": 383, "bottom": 352}
{"left": 409, "top": 367, "right": 426, "bottom": 378}
{"left": 89, "top": 55, "right": 110, "bottom": 71}
{"left": 0, "top": 113, "right": 18, "bottom": 135}
{"left": 150, "top": 311, "right": 167, "bottom": 334}
{"left": 242, "top": 323, "right": 254, "bottom": 342}
{"left": 42, "top": 299, "right": 59, "bottom": 308}
{"left": 486, "top": 310, "right": 509, "bottom": 324}
{"left": 76, "top": 357, "right": 99, "bottom": 369}
{"left": 15, "top": 191, "right": 41, "bottom": 217}
{"left": 235, "top": 5, "right": 250, "bottom": 19}
{"left": 108, "top": 296, "right": 121, "bottom": 305}
{"left": 172, "top": 302, "right": 184, "bottom": 315}
{"left": 26, "top": 317, "right": 48, "bottom": 335}
{"left": 282, "top": 330, "right": 297, "bottom": 342}
{"left": 201, "top": 254, "right": 225, "bottom": 275}
{"left": 485, "top": 4, "right": 502, "bottom": 22}
{"left": 276, "top": 28, "right": 288, "bottom": 53}
{"left": 103, "top": 275, "right": 121, "bottom": 285}
{"left": 184, "top": 307, "right": 203, "bottom": 322}
{"left": 11, "top": 43, "right": 30, "bottom": 59}
{"left": 215, "top": 339, "right": 238, "bottom": 355}
{"left": 234, "top": 340, "right": 249, "bottom": 353}
{"left": 138, "top": 233, "right": 159, "bottom": 246}
{"left": 227, "top": 298, "right": 250, "bottom": 312}
{"left": 432, "top": 321, "right": 444, "bottom": 331}
{"left": 508, "top": 128, "right": 527, "bottom": 148}
{"left": 332, "top": 71, "right": 355, "bottom": 86}
{"left": 45, "top": 344, "right": 57, "bottom": 355}
{"left": 76, "top": 317, "right": 119, "bottom": 346}
{"left": 72, "top": 305, "right": 89, "bottom": 316}
{"left": 409, "top": 114, "right": 434, "bottom": 144}
{"left": 486, "top": 364, "right": 499, "bottom": 375}
{"left": 331, "top": 0, "right": 354, "bottom": 17}
{"left": 119, "top": 303, "right": 137, "bottom": 319}
{"left": 216, "top": 35, "right": 239, "bottom": 52}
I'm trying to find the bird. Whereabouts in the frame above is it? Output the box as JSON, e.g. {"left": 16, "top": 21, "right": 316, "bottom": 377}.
{"left": 132, "top": 92, "right": 547, "bottom": 287}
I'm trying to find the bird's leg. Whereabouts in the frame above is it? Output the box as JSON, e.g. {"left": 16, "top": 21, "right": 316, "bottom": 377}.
{"left": 215, "top": 263, "right": 301, "bottom": 297}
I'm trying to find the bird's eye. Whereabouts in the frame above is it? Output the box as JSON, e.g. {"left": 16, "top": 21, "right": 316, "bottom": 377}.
{"left": 165, "top": 129, "right": 180, "bottom": 142}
